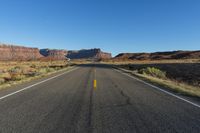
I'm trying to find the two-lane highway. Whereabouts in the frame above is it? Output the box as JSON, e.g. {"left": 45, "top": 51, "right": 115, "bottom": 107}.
{"left": 0, "top": 64, "right": 200, "bottom": 133}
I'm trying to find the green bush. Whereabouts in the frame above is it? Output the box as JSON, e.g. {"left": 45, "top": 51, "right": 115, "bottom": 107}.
{"left": 138, "top": 67, "right": 166, "bottom": 79}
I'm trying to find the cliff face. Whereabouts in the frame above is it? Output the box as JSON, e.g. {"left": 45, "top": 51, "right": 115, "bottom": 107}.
{"left": 96, "top": 51, "right": 112, "bottom": 59}
{"left": 67, "top": 48, "right": 112, "bottom": 59}
{"left": 0, "top": 44, "right": 111, "bottom": 61}
{"left": 67, "top": 49, "right": 100, "bottom": 59}
{"left": 0, "top": 44, "right": 43, "bottom": 61}
{"left": 40, "top": 49, "right": 67, "bottom": 60}
{"left": 115, "top": 51, "right": 200, "bottom": 60}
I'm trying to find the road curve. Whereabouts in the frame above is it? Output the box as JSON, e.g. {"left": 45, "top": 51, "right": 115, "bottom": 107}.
{"left": 0, "top": 64, "right": 200, "bottom": 133}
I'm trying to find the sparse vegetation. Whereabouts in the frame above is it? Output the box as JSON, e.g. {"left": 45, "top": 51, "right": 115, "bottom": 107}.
{"left": 116, "top": 66, "right": 200, "bottom": 97}
{"left": 134, "top": 72, "right": 200, "bottom": 97}
{"left": 103, "top": 60, "right": 200, "bottom": 87}
{"left": 104, "top": 59, "right": 200, "bottom": 97}
{"left": 0, "top": 60, "right": 74, "bottom": 89}
{"left": 138, "top": 67, "right": 166, "bottom": 79}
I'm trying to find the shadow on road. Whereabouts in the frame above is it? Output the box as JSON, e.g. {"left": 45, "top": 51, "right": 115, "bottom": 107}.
{"left": 77, "top": 63, "right": 113, "bottom": 69}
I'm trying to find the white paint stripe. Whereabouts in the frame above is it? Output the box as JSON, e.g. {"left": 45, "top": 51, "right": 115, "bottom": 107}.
{"left": 0, "top": 67, "right": 78, "bottom": 101}
{"left": 113, "top": 68, "right": 200, "bottom": 109}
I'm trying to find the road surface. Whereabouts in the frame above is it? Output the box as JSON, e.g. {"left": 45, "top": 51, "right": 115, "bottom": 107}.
{"left": 0, "top": 64, "right": 200, "bottom": 133}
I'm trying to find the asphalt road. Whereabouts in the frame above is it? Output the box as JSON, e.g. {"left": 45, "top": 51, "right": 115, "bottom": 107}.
{"left": 0, "top": 64, "right": 200, "bottom": 133}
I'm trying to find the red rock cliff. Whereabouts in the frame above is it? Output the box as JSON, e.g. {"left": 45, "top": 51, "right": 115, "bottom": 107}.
{"left": 40, "top": 49, "right": 68, "bottom": 60}
{"left": 0, "top": 44, "right": 43, "bottom": 61}
{"left": 67, "top": 48, "right": 112, "bottom": 59}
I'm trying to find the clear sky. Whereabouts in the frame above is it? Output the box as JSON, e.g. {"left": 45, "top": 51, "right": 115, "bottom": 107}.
{"left": 0, "top": 0, "right": 200, "bottom": 56}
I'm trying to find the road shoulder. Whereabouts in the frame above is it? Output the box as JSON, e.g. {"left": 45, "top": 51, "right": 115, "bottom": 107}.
{"left": 113, "top": 66, "right": 200, "bottom": 109}
{"left": 0, "top": 66, "right": 78, "bottom": 99}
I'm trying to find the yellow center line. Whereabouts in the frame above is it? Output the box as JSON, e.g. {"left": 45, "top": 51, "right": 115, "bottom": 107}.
{"left": 93, "top": 67, "right": 97, "bottom": 90}
{"left": 93, "top": 79, "right": 97, "bottom": 89}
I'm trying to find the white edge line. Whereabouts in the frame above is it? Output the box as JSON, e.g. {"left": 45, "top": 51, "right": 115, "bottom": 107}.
{"left": 113, "top": 68, "right": 200, "bottom": 109}
{"left": 0, "top": 67, "right": 78, "bottom": 101}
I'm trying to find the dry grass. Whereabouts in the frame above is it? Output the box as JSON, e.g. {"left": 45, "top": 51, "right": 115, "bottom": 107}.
{"left": 103, "top": 59, "right": 200, "bottom": 87}
{"left": 101, "top": 58, "right": 200, "bottom": 64}
{"left": 0, "top": 60, "right": 75, "bottom": 90}
{"left": 104, "top": 59, "right": 200, "bottom": 97}
{"left": 117, "top": 67, "right": 200, "bottom": 97}
{"left": 135, "top": 73, "right": 200, "bottom": 97}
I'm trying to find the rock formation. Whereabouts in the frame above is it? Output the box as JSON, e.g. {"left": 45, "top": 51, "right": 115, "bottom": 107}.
{"left": 0, "top": 44, "right": 111, "bottom": 61}
{"left": 67, "top": 48, "right": 112, "bottom": 59}
{"left": 114, "top": 50, "right": 200, "bottom": 60}
{"left": 40, "top": 49, "right": 68, "bottom": 60}
{"left": 0, "top": 44, "right": 43, "bottom": 61}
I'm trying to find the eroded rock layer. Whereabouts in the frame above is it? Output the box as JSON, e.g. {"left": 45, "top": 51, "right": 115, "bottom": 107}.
{"left": 0, "top": 44, "right": 43, "bottom": 61}
{"left": 67, "top": 48, "right": 112, "bottom": 59}
{"left": 40, "top": 49, "right": 67, "bottom": 60}
{"left": 115, "top": 51, "right": 200, "bottom": 60}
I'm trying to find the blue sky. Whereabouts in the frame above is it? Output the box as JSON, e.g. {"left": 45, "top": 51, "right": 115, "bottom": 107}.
{"left": 0, "top": 0, "right": 200, "bottom": 56}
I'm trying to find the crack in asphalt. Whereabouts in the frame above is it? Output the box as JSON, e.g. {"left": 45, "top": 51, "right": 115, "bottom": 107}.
{"left": 117, "top": 90, "right": 132, "bottom": 107}
{"left": 110, "top": 79, "right": 132, "bottom": 107}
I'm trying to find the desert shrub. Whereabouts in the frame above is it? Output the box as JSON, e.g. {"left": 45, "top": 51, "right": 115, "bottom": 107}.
{"left": 138, "top": 67, "right": 166, "bottom": 79}
{"left": 54, "top": 67, "right": 62, "bottom": 70}
{"left": 0, "top": 78, "right": 5, "bottom": 84}
{"left": 8, "top": 66, "right": 22, "bottom": 74}
{"left": 38, "top": 68, "right": 47, "bottom": 74}
{"left": 39, "top": 67, "right": 55, "bottom": 74}
{"left": 30, "top": 64, "right": 37, "bottom": 68}
{"left": 10, "top": 74, "right": 26, "bottom": 81}
{"left": 46, "top": 67, "right": 55, "bottom": 72}
{"left": 22, "top": 67, "right": 37, "bottom": 77}
{"left": 0, "top": 72, "right": 12, "bottom": 81}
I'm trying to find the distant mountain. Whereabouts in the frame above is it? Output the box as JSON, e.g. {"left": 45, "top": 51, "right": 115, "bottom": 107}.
{"left": 40, "top": 49, "right": 67, "bottom": 60}
{"left": 0, "top": 43, "right": 112, "bottom": 61}
{"left": 114, "top": 50, "right": 200, "bottom": 60}
{"left": 0, "top": 43, "right": 68, "bottom": 61}
{"left": 67, "top": 48, "right": 112, "bottom": 60}
{"left": 3, "top": 42, "right": 199, "bottom": 61}
{"left": 0, "top": 44, "right": 43, "bottom": 61}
